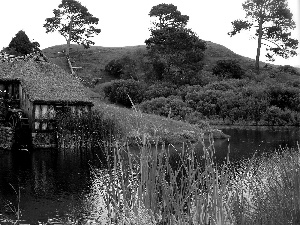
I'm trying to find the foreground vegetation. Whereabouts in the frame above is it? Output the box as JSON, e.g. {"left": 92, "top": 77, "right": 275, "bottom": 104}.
{"left": 1, "top": 110, "right": 300, "bottom": 224}
{"left": 44, "top": 43, "right": 300, "bottom": 128}
{"left": 95, "top": 136, "right": 300, "bottom": 225}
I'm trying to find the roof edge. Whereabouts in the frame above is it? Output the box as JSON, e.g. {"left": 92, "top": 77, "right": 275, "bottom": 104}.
{"left": 33, "top": 99, "right": 94, "bottom": 106}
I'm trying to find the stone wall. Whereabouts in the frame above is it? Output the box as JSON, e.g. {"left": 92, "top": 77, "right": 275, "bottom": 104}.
{"left": 0, "top": 126, "right": 14, "bottom": 150}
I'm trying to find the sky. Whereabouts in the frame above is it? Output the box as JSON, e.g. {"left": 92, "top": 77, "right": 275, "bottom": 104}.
{"left": 0, "top": 0, "right": 299, "bottom": 67}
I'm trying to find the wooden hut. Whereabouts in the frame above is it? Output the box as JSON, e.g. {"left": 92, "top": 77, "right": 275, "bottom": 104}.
{"left": 0, "top": 56, "right": 93, "bottom": 149}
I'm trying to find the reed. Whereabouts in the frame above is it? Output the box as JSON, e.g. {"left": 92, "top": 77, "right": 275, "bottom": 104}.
{"left": 93, "top": 131, "right": 236, "bottom": 225}
{"left": 0, "top": 183, "right": 22, "bottom": 225}
{"left": 55, "top": 109, "right": 120, "bottom": 151}
{"left": 94, "top": 133, "right": 300, "bottom": 225}
{"left": 231, "top": 145, "right": 300, "bottom": 225}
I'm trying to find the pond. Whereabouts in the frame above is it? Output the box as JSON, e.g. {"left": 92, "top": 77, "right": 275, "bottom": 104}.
{"left": 0, "top": 127, "right": 299, "bottom": 224}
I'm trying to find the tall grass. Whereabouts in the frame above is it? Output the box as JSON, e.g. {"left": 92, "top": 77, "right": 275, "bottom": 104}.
{"left": 55, "top": 109, "right": 120, "bottom": 150}
{"left": 92, "top": 134, "right": 300, "bottom": 225}
{"left": 93, "top": 132, "right": 234, "bottom": 225}
{"left": 231, "top": 145, "right": 300, "bottom": 224}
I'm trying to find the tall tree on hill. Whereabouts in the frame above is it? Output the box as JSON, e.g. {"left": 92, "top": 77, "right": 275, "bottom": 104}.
{"left": 43, "top": 0, "right": 101, "bottom": 58}
{"left": 5, "top": 30, "right": 40, "bottom": 56}
{"left": 149, "top": 3, "right": 189, "bottom": 29}
{"left": 228, "top": 0, "right": 298, "bottom": 74}
{"left": 145, "top": 4, "right": 206, "bottom": 85}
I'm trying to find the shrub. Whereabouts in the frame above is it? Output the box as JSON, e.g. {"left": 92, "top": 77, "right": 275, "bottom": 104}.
{"left": 164, "top": 68, "right": 206, "bottom": 86}
{"left": 278, "top": 65, "right": 300, "bottom": 75}
{"left": 143, "top": 82, "right": 178, "bottom": 100}
{"left": 102, "top": 79, "right": 146, "bottom": 107}
{"left": 139, "top": 97, "right": 193, "bottom": 121}
{"left": 212, "top": 59, "right": 245, "bottom": 79}
{"left": 180, "top": 85, "right": 203, "bottom": 101}
{"left": 203, "top": 80, "right": 240, "bottom": 91}
{"left": 105, "top": 56, "right": 137, "bottom": 79}
{"left": 217, "top": 91, "right": 244, "bottom": 123}
{"left": 185, "top": 89, "right": 224, "bottom": 117}
{"left": 264, "top": 106, "right": 291, "bottom": 125}
{"left": 267, "top": 84, "right": 300, "bottom": 112}
{"left": 184, "top": 111, "right": 205, "bottom": 124}
{"left": 105, "top": 59, "right": 123, "bottom": 78}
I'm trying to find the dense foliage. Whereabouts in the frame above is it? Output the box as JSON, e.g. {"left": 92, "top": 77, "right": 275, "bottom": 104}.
{"left": 139, "top": 96, "right": 193, "bottom": 121}
{"left": 98, "top": 3, "right": 300, "bottom": 127}
{"left": 212, "top": 59, "right": 245, "bottom": 79}
{"left": 143, "top": 82, "right": 178, "bottom": 100}
{"left": 101, "top": 56, "right": 300, "bottom": 127}
{"left": 105, "top": 56, "right": 137, "bottom": 80}
{"left": 3, "top": 30, "right": 40, "bottom": 56}
{"left": 102, "top": 79, "right": 146, "bottom": 107}
{"left": 145, "top": 3, "right": 206, "bottom": 85}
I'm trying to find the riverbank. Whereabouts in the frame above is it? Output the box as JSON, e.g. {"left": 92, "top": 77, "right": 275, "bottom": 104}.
{"left": 92, "top": 100, "right": 231, "bottom": 144}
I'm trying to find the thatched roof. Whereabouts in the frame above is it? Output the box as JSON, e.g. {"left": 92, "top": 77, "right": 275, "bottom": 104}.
{"left": 0, "top": 59, "right": 92, "bottom": 105}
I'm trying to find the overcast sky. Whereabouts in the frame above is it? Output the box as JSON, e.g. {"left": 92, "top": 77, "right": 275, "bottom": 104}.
{"left": 0, "top": 0, "right": 299, "bottom": 66}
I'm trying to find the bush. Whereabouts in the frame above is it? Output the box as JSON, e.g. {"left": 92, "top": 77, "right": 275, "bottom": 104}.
{"left": 102, "top": 79, "right": 147, "bottom": 107}
{"left": 263, "top": 106, "right": 294, "bottom": 126}
{"left": 278, "top": 65, "right": 300, "bottom": 75}
{"left": 164, "top": 68, "right": 207, "bottom": 86}
{"left": 185, "top": 89, "right": 224, "bottom": 117}
{"left": 180, "top": 85, "right": 203, "bottom": 101}
{"left": 143, "top": 82, "right": 178, "bottom": 100}
{"left": 238, "top": 86, "right": 269, "bottom": 124}
{"left": 105, "top": 56, "right": 137, "bottom": 79}
{"left": 267, "top": 84, "right": 300, "bottom": 112}
{"left": 184, "top": 111, "right": 205, "bottom": 124}
{"left": 203, "top": 80, "right": 239, "bottom": 91}
{"left": 212, "top": 59, "right": 245, "bottom": 79}
{"left": 139, "top": 97, "right": 193, "bottom": 121}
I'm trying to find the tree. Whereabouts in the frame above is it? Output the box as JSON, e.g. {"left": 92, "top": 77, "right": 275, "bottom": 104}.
{"left": 145, "top": 4, "right": 206, "bottom": 84}
{"left": 43, "top": 0, "right": 101, "bottom": 58}
{"left": 228, "top": 0, "right": 298, "bottom": 74}
{"left": 149, "top": 3, "right": 189, "bottom": 29}
{"left": 5, "top": 30, "right": 40, "bottom": 55}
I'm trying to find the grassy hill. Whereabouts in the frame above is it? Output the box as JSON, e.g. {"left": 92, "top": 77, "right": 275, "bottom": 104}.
{"left": 42, "top": 41, "right": 277, "bottom": 86}
{"left": 41, "top": 41, "right": 300, "bottom": 137}
{"left": 43, "top": 44, "right": 147, "bottom": 85}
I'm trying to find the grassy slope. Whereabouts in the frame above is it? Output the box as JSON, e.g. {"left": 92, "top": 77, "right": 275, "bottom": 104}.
{"left": 43, "top": 44, "right": 147, "bottom": 84}
{"left": 42, "top": 41, "right": 271, "bottom": 84}
{"left": 42, "top": 44, "right": 217, "bottom": 141}
{"left": 42, "top": 42, "right": 299, "bottom": 141}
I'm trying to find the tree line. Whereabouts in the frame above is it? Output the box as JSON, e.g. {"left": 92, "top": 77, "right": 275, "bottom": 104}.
{"left": 2, "top": 0, "right": 298, "bottom": 74}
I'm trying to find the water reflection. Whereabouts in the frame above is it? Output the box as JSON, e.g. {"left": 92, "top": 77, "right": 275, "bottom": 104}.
{"left": 0, "top": 148, "right": 104, "bottom": 224}
{"left": 217, "top": 127, "right": 300, "bottom": 162}
{"left": 0, "top": 127, "right": 299, "bottom": 224}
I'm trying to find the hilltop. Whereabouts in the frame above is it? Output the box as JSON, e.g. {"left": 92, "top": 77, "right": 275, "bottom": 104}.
{"left": 43, "top": 41, "right": 283, "bottom": 86}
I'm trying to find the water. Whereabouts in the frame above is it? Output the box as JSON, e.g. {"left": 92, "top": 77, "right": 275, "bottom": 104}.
{"left": 0, "top": 127, "right": 299, "bottom": 224}
{"left": 214, "top": 127, "right": 300, "bottom": 162}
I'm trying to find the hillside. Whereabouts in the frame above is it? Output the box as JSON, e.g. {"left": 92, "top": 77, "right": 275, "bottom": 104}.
{"left": 42, "top": 41, "right": 275, "bottom": 86}
{"left": 41, "top": 41, "right": 300, "bottom": 129}
{"left": 42, "top": 44, "right": 147, "bottom": 85}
